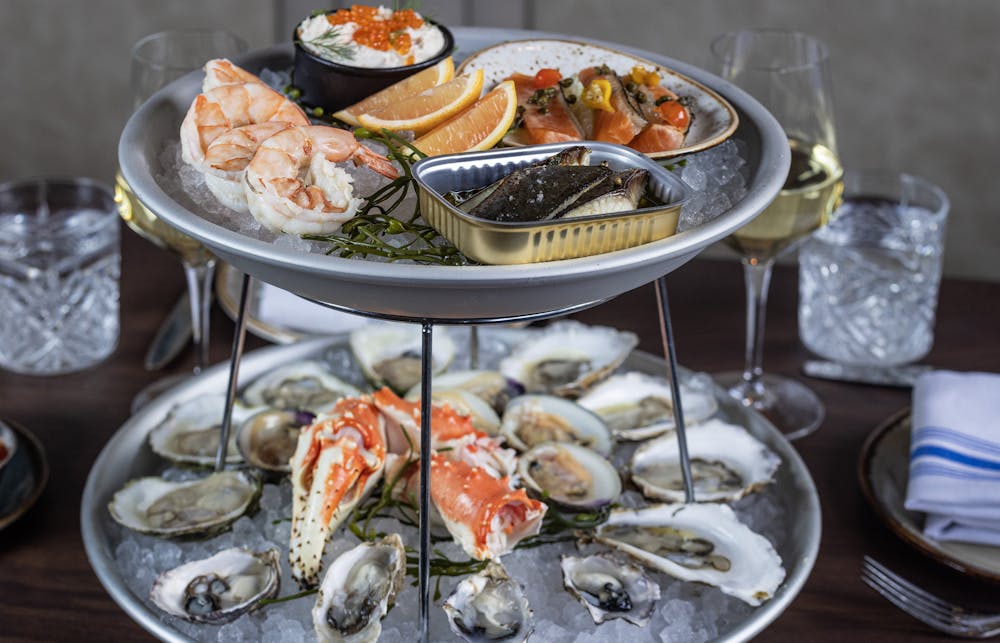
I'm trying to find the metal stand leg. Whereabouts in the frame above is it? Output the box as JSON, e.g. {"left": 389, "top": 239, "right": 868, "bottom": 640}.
{"left": 654, "top": 277, "right": 695, "bottom": 503}
{"left": 215, "top": 273, "right": 251, "bottom": 472}
{"left": 418, "top": 322, "right": 434, "bottom": 642}
{"left": 469, "top": 325, "right": 480, "bottom": 369}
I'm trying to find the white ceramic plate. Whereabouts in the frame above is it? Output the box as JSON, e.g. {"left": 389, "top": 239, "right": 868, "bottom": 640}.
{"left": 457, "top": 38, "right": 739, "bottom": 159}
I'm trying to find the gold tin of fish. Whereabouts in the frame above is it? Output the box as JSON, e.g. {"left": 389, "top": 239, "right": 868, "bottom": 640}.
{"left": 413, "top": 142, "right": 691, "bottom": 265}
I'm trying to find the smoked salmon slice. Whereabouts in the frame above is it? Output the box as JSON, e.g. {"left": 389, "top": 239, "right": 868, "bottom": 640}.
{"left": 578, "top": 66, "right": 648, "bottom": 146}
{"left": 508, "top": 73, "right": 584, "bottom": 144}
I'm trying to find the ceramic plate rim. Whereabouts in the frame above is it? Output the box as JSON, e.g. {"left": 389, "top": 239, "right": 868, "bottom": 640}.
{"left": 858, "top": 407, "right": 1000, "bottom": 583}
{"left": 456, "top": 37, "right": 740, "bottom": 159}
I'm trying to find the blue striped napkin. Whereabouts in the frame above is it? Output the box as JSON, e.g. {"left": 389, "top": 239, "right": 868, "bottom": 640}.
{"left": 904, "top": 371, "right": 1000, "bottom": 545}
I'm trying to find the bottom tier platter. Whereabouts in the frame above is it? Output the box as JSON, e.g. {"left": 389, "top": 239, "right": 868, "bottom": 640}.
{"left": 81, "top": 328, "right": 819, "bottom": 642}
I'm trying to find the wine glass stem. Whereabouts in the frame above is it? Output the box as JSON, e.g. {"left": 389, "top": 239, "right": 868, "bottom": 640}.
{"left": 740, "top": 257, "right": 775, "bottom": 390}
{"left": 182, "top": 257, "right": 217, "bottom": 374}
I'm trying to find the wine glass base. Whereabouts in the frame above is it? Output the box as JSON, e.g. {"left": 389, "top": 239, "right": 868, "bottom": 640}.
{"left": 714, "top": 371, "right": 824, "bottom": 441}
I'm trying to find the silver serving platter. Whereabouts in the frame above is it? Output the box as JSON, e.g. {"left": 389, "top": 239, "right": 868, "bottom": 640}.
{"left": 80, "top": 334, "right": 820, "bottom": 643}
{"left": 118, "top": 27, "right": 788, "bottom": 322}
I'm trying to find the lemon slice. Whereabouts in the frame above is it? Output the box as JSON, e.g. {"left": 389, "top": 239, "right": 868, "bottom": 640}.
{"left": 333, "top": 57, "right": 455, "bottom": 127}
{"left": 412, "top": 80, "right": 518, "bottom": 157}
{"left": 358, "top": 69, "right": 485, "bottom": 135}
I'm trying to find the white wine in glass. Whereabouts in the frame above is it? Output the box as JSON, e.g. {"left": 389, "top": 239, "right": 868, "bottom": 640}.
{"left": 711, "top": 29, "right": 842, "bottom": 440}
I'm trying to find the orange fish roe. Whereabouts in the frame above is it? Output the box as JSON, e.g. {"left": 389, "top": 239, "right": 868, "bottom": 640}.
{"left": 327, "top": 5, "right": 424, "bottom": 56}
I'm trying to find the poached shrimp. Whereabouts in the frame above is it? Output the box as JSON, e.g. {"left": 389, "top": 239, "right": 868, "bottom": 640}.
{"left": 243, "top": 125, "right": 399, "bottom": 235}
{"left": 179, "top": 81, "right": 309, "bottom": 167}
{"left": 201, "top": 122, "right": 294, "bottom": 212}
{"left": 201, "top": 58, "right": 263, "bottom": 91}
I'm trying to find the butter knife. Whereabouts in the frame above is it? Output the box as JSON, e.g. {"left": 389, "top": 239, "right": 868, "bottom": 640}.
{"left": 144, "top": 292, "right": 192, "bottom": 371}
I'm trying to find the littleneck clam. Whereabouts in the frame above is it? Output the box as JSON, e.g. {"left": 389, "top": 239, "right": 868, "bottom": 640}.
{"left": 147, "top": 393, "right": 260, "bottom": 466}
{"left": 443, "top": 561, "right": 533, "bottom": 643}
{"left": 629, "top": 418, "right": 781, "bottom": 502}
{"left": 236, "top": 408, "right": 315, "bottom": 473}
{"left": 576, "top": 371, "right": 719, "bottom": 441}
{"left": 312, "top": 534, "right": 406, "bottom": 643}
{"left": 498, "top": 320, "right": 637, "bottom": 396}
{"left": 517, "top": 442, "right": 621, "bottom": 511}
{"left": 560, "top": 553, "right": 660, "bottom": 626}
{"left": 149, "top": 547, "right": 280, "bottom": 624}
{"left": 350, "top": 322, "right": 456, "bottom": 394}
{"left": 594, "top": 503, "right": 785, "bottom": 606}
{"left": 500, "top": 394, "right": 612, "bottom": 456}
{"left": 242, "top": 360, "right": 360, "bottom": 413}
{"left": 108, "top": 470, "right": 261, "bottom": 537}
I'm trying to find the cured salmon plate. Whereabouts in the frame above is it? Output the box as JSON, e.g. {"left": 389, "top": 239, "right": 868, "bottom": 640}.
{"left": 458, "top": 39, "right": 739, "bottom": 159}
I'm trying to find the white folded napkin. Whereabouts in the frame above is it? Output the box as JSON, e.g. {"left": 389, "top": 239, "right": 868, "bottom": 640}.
{"left": 904, "top": 370, "right": 1000, "bottom": 546}
{"left": 256, "top": 283, "right": 369, "bottom": 336}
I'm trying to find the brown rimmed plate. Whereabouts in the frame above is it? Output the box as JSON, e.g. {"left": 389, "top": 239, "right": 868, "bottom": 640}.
{"left": 457, "top": 38, "right": 739, "bottom": 159}
{"left": 0, "top": 418, "right": 49, "bottom": 531}
{"left": 858, "top": 408, "right": 1000, "bottom": 582}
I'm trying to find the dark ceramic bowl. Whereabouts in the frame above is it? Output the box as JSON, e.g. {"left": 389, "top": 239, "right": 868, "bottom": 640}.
{"left": 292, "top": 16, "right": 454, "bottom": 113}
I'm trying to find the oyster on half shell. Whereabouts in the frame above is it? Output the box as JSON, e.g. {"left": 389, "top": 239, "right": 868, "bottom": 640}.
{"left": 443, "top": 561, "right": 533, "bottom": 643}
{"left": 560, "top": 553, "right": 660, "bottom": 626}
{"left": 499, "top": 321, "right": 637, "bottom": 397}
{"left": 242, "top": 361, "right": 360, "bottom": 414}
{"left": 109, "top": 470, "right": 261, "bottom": 537}
{"left": 350, "top": 323, "right": 456, "bottom": 394}
{"left": 576, "top": 371, "right": 718, "bottom": 441}
{"left": 149, "top": 547, "right": 280, "bottom": 624}
{"left": 629, "top": 419, "right": 781, "bottom": 502}
{"left": 313, "top": 533, "right": 406, "bottom": 643}
{"left": 594, "top": 503, "right": 785, "bottom": 606}
{"left": 148, "top": 394, "right": 260, "bottom": 466}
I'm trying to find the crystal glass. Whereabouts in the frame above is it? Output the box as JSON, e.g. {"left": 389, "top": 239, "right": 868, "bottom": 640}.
{"left": 711, "top": 29, "right": 843, "bottom": 440}
{"left": 118, "top": 30, "right": 246, "bottom": 406}
{"left": 0, "top": 178, "right": 120, "bottom": 375}
{"left": 799, "top": 169, "right": 949, "bottom": 366}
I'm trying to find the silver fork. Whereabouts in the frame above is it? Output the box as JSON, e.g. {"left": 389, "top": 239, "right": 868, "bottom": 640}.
{"left": 861, "top": 556, "right": 1000, "bottom": 638}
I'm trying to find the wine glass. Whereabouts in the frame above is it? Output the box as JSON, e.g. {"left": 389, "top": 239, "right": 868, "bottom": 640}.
{"left": 116, "top": 29, "right": 246, "bottom": 409}
{"left": 710, "top": 29, "right": 843, "bottom": 440}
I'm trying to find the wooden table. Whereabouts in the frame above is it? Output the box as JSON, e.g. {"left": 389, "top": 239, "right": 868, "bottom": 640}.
{"left": 2, "top": 230, "right": 998, "bottom": 641}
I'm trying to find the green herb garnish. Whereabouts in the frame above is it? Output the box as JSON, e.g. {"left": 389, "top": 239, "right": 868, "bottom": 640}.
{"left": 297, "top": 25, "right": 356, "bottom": 62}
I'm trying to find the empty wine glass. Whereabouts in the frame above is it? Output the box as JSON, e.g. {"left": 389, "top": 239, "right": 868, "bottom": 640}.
{"left": 710, "top": 29, "right": 843, "bottom": 440}
{"left": 117, "top": 29, "right": 247, "bottom": 410}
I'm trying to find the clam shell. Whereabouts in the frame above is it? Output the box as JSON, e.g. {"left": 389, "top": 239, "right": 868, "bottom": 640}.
{"left": 236, "top": 408, "right": 315, "bottom": 474}
{"left": 517, "top": 442, "right": 621, "bottom": 511}
{"left": 108, "top": 470, "right": 261, "bottom": 537}
{"left": 594, "top": 503, "right": 785, "bottom": 606}
{"left": 500, "top": 394, "right": 613, "bottom": 456}
{"left": 498, "top": 320, "right": 637, "bottom": 397}
{"left": 149, "top": 547, "right": 280, "bottom": 624}
{"left": 630, "top": 418, "right": 780, "bottom": 502}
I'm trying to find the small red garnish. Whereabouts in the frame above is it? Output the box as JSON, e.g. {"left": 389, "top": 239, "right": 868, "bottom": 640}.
{"left": 658, "top": 99, "right": 690, "bottom": 130}
{"left": 532, "top": 68, "right": 562, "bottom": 89}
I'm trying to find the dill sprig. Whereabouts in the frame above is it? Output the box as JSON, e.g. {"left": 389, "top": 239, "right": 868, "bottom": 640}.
{"left": 297, "top": 24, "right": 356, "bottom": 62}
{"left": 302, "top": 128, "right": 467, "bottom": 265}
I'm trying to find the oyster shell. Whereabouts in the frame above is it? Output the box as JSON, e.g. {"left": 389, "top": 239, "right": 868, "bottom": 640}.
{"left": 630, "top": 419, "right": 781, "bottom": 502}
{"left": 443, "top": 561, "right": 533, "bottom": 643}
{"left": 236, "top": 408, "right": 315, "bottom": 473}
{"left": 406, "top": 386, "right": 502, "bottom": 435}
{"left": 242, "top": 360, "right": 360, "bottom": 413}
{"left": 576, "top": 371, "right": 719, "bottom": 441}
{"left": 149, "top": 547, "right": 280, "bottom": 624}
{"left": 560, "top": 553, "right": 660, "bottom": 626}
{"left": 148, "top": 394, "right": 260, "bottom": 466}
{"left": 350, "top": 323, "right": 456, "bottom": 393}
{"left": 408, "top": 369, "right": 524, "bottom": 414}
{"left": 108, "top": 470, "right": 261, "bottom": 537}
{"left": 517, "top": 442, "right": 621, "bottom": 511}
{"left": 498, "top": 320, "right": 637, "bottom": 396}
{"left": 594, "top": 503, "right": 785, "bottom": 606}
{"left": 313, "top": 534, "right": 406, "bottom": 643}
{"left": 499, "top": 394, "right": 612, "bottom": 456}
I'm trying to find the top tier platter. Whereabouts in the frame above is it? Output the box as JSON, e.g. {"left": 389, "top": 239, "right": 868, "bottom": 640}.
{"left": 119, "top": 27, "right": 788, "bottom": 322}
